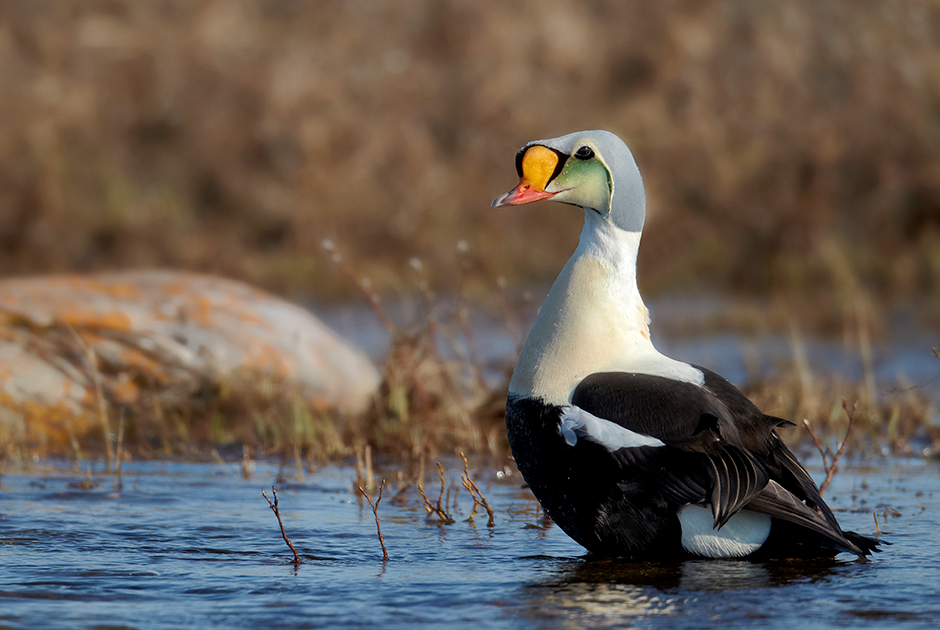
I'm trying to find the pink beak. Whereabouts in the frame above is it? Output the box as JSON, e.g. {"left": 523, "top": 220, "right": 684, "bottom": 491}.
{"left": 491, "top": 181, "right": 558, "bottom": 207}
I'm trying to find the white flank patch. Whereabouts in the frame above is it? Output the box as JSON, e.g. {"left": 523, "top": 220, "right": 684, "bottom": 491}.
{"left": 558, "top": 405, "right": 665, "bottom": 450}
{"left": 678, "top": 504, "right": 771, "bottom": 558}
{"left": 600, "top": 355, "right": 705, "bottom": 389}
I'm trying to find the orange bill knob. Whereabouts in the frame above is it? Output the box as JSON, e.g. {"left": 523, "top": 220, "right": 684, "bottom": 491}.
{"left": 492, "top": 145, "right": 560, "bottom": 207}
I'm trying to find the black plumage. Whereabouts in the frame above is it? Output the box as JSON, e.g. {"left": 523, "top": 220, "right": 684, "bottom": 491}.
{"left": 506, "top": 368, "right": 882, "bottom": 559}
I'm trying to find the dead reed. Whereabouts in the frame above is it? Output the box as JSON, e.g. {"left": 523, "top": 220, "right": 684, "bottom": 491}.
{"left": 3, "top": 229, "right": 936, "bottom": 467}
{"left": 261, "top": 486, "right": 301, "bottom": 567}
{"left": 65, "top": 323, "right": 114, "bottom": 472}
{"left": 242, "top": 445, "right": 254, "bottom": 479}
{"left": 3, "top": 290, "right": 936, "bottom": 468}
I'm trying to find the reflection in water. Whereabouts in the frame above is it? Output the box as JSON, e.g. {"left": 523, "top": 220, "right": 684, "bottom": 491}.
{"left": 525, "top": 557, "right": 843, "bottom": 625}
{"left": 531, "top": 581, "right": 678, "bottom": 626}
{"left": 676, "top": 558, "right": 840, "bottom": 591}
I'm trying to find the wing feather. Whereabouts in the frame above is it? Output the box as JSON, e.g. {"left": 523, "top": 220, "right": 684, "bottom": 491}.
{"left": 746, "top": 480, "right": 865, "bottom": 558}
{"left": 569, "top": 369, "right": 873, "bottom": 555}
{"left": 709, "top": 445, "right": 769, "bottom": 528}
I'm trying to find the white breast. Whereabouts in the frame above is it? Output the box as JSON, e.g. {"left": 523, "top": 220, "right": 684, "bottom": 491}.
{"left": 509, "top": 223, "right": 703, "bottom": 406}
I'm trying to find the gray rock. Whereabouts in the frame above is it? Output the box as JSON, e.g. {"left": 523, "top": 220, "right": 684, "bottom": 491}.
{"left": 0, "top": 271, "right": 380, "bottom": 447}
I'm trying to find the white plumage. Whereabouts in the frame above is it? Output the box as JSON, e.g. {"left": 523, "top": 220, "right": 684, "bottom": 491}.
{"left": 558, "top": 405, "right": 665, "bottom": 450}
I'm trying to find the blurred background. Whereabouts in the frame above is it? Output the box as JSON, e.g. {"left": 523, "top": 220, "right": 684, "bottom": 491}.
{"left": 2, "top": 0, "right": 939, "bottom": 331}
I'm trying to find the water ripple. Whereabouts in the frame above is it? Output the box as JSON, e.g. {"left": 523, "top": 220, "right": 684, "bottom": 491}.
{"left": 0, "top": 458, "right": 937, "bottom": 629}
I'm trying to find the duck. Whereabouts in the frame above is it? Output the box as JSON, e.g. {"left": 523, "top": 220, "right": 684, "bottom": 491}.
{"left": 492, "top": 130, "right": 881, "bottom": 560}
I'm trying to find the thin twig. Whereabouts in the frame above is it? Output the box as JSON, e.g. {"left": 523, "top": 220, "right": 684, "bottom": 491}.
{"left": 460, "top": 452, "right": 495, "bottom": 527}
{"left": 262, "top": 486, "right": 300, "bottom": 566}
{"left": 355, "top": 443, "right": 365, "bottom": 488}
{"left": 823, "top": 398, "right": 857, "bottom": 493}
{"left": 242, "top": 445, "right": 253, "bottom": 479}
{"left": 65, "top": 417, "right": 83, "bottom": 468}
{"left": 495, "top": 276, "right": 523, "bottom": 352}
{"left": 803, "top": 398, "right": 857, "bottom": 495}
{"left": 292, "top": 442, "right": 305, "bottom": 484}
{"left": 65, "top": 323, "right": 114, "bottom": 472}
{"left": 114, "top": 409, "right": 125, "bottom": 492}
{"left": 802, "top": 419, "right": 828, "bottom": 466}
{"left": 358, "top": 479, "right": 389, "bottom": 561}
{"left": 417, "top": 462, "right": 454, "bottom": 524}
{"left": 873, "top": 511, "right": 881, "bottom": 536}
{"left": 435, "top": 462, "right": 446, "bottom": 515}
{"left": 321, "top": 240, "right": 396, "bottom": 334}
{"left": 365, "top": 444, "right": 375, "bottom": 491}
{"left": 455, "top": 241, "right": 487, "bottom": 391}
{"left": 883, "top": 506, "right": 900, "bottom": 519}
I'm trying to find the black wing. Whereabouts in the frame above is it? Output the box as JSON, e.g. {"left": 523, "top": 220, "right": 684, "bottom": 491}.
{"left": 695, "top": 366, "right": 843, "bottom": 533}
{"left": 572, "top": 371, "right": 771, "bottom": 527}
{"left": 571, "top": 370, "right": 875, "bottom": 556}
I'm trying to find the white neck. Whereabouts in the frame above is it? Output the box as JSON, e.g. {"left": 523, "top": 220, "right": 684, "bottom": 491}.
{"left": 509, "top": 212, "right": 702, "bottom": 405}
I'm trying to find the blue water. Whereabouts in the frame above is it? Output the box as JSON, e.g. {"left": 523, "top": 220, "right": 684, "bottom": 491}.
{"left": 1, "top": 456, "right": 938, "bottom": 629}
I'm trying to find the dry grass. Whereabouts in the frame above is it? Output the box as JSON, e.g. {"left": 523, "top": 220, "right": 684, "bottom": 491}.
{"left": 1, "top": 0, "right": 939, "bottom": 325}
{"left": 0, "top": 251, "right": 508, "bottom": 463}
{"left": 746, "top": 366, "right": 936, "bottom": 458}
{"left": 0, "top": 249, "right": 935, "bottom": 465}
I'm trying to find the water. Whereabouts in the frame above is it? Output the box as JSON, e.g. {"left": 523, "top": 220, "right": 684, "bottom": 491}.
{"left": 2, "top": 456, "right": 939, "bottom": 629}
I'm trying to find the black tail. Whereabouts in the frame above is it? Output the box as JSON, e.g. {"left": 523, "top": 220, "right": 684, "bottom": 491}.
{"left": 845, "top": 530, "right": 886, "bottom": 556}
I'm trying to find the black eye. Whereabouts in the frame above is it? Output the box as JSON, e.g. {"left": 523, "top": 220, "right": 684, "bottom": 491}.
{"left": 574, "top": 146, "right": 594, "bottom": 160}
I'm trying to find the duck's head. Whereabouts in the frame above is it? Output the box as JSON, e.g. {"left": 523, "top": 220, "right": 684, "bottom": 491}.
{"left": 491, "top": 130, "right": 645, "bottom": 233}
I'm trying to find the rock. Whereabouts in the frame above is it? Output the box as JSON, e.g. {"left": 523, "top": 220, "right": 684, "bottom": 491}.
{"left": 0, "top": 270, "right": 380, "bottom": 449}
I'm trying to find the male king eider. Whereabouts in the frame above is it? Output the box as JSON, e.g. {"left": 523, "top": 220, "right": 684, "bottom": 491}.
{"left": 493, "top": 130, "right": 881, "bottom": 560}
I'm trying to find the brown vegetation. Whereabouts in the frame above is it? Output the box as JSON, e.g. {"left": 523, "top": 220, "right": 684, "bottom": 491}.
{"left": 2, "top": 0, "right": 940, "bottom": 322}
{"left": 0, "top": 258, "right": 935, "bottom": 464}
{"left": 803, "top": 400, "right": 856, "bottom": 495}
{"left": 461, "top": 451, "right": 495, "bottom": 527}
{"left": 744, "top": 345, "right": 938, "bottom": 458}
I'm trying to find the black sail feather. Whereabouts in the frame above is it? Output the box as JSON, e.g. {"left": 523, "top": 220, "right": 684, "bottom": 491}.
{"left": 707, "top": 444, "right": 769, "bottom": 528}
{"left": 696, "top": 366, "right": 846, "bottom": 534}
